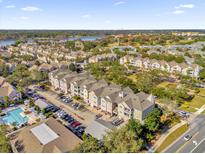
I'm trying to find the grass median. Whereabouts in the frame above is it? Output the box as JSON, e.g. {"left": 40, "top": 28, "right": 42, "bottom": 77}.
{"left": 156, "top": 123, "right": 189, "bottom": 153}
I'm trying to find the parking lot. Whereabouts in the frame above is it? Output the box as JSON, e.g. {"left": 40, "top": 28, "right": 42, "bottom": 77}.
{"left": 27, "top": 85, "right": 126, "bottom": 128}
{"left": 25, "top": 88, "right": 87, "bottom": 139}
{"left": 28, "top": 85, "right": 96, "bottom": 126}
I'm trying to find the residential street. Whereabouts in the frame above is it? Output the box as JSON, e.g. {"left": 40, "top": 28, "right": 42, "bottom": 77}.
{"left": 164, "top": 114, "right": 205, "bottom": 153}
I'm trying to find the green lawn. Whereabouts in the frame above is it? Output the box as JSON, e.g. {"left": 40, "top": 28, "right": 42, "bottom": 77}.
{"left": 157, "top": 81, "right": 177, "bottom": 89}
{"left": 179, "top": 95, "right": 205, "bottom": 113}
{"left": 128, "top": 74, "right": 138, "bottom": 82}
{"left": 156, "top": 123, "right": 188, "bottom": 153}
{"left": 198, "top": 88, "right": 205, "bottom": 97}
{"left": 201, "top": 110, "right": 205, "bottom": 115}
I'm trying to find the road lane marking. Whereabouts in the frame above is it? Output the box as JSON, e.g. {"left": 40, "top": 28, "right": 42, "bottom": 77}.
{"left": 176, "top": 132, "right": 199, "bottom": 153}
{"left": 190, "top": 138, "right": 205, "bottom": 153}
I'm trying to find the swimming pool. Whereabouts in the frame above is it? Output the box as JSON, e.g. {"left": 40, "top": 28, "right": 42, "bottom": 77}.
{"left": 2, "top": 108, "right": 28, "bottom": 126}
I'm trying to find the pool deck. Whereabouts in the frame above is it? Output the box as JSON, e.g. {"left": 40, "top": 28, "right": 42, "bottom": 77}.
{"left": 1, "top": 105, "right": 41, "bottom": 126}
{"left": 2, "top": 105, "right": 25, "bottom": 114}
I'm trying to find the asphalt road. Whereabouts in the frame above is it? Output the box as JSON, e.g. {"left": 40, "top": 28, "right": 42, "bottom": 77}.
{"left": 165, "top": 115, "right": 205, "bottom": 153}
{"left": 190, "top": 138, "right": 205, "bottom": 153}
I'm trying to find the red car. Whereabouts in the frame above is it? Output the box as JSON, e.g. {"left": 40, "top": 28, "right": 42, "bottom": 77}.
{"left": 71, "top": 121, "right": 81, "bottom": 128}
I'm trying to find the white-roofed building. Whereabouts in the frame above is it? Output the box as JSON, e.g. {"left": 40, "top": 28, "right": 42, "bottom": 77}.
{"left": 34, "top": 99, "right": 50, "bottom": 110}
{"left": 31, "top": 123, "right": 59, "bottom": 145}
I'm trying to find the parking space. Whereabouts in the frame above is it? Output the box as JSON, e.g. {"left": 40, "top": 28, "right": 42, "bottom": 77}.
{"left": 25, "top": 87, "right": 87, "bottom": 139}
{"left": 28, "top": 85, "right": 96, "bottom": 126}
{"left": 54, "top": 109, "right": 86, "bottom": 139}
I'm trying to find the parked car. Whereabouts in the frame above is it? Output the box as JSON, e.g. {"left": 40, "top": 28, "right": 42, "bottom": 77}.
{"left": 51, "top": 106, "right": 60, "bottom": 112}
{"left": 178, "top": 111, "right": 190, "bottom": 118}
{"left": 112, "top": 118, "right": 124, "bottom": 126}
{"left": 115, "top": 119, "right": 124, "bottom": 126}
{"left": 64, "top": 115, "right": 72, "bottom": 121}
{"left": 184, "top": 134, "right": 192, "bottom": 141}
{"left": 67, "top": 117, "right": 74, "bottom": 123}
{"left": 75, "top": 126, "right": 85, "bottom": 133}
{"left": 95, "top": 114, "right": 103, "bottom": 119}
{"left": 71, "top": 121, "right": 81, "bottom": 128}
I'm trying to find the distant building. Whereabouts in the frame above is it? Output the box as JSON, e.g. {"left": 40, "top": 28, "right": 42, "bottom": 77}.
{"left": 88, "top": 54, "right": 118, "bottom": 63}
{"left": 120, "top": 56, "right": 202, "bottom": 78}
{"left": 38, "top": 63, "right": 57, "bottom": 72}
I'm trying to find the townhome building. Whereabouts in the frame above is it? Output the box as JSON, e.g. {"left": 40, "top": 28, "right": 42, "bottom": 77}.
{"left": 88, "top": 54, "right": 118, "bottom": 63}
{"left": 70, "top": 73, "right": 91, "bottom": 97}
{"left": 100, "top": 87, "right": 133, "bottom": 116}
{"left": 78, "top": 78, "right": 97, "bottom": 98}
{"left": 83, "top": 80, "right": 108, "bottom": 104}
{"left": 89, "top": 84, "right": 121, "bottom": 108}
{"left": 49, "top": 69, "right": 71, "bottom": 90}
{"left": 59, "top": 72, "right": 79, "bottom": 94}
{"left": 117, "top": 92, "right": 155, "bottom": 122}
{"left": 120, "top": 56, "right": 202, "bottom": 78}
{"left": 49, "top": 70, "right": 155, "bottom": 122}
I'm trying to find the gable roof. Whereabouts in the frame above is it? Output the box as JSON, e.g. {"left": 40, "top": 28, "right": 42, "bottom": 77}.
{"left": 123, "top": 92, "right": 154, "bottom": 111}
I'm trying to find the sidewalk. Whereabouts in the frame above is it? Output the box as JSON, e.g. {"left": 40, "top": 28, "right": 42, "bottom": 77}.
{"left": 152, "top": 104, "right": 205, "bottom": 152}
{"left": 152, "top": 121, "right": 186, "bottom": 152}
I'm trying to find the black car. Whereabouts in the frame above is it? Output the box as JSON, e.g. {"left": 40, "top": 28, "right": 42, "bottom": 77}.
{"left": 51, "top": 107, "right": 60, "bottom": 112}
{"left": 67, "top": 118, "right": 74, "bottom": 123}
{"left": 45, "top": 106, "right": 54, "bottom": 112}
{"left": 64, "top": 115, "right": 72, "bottom": 120}
{"left": 76, "top": 126, "right": 85, "bottom": 133}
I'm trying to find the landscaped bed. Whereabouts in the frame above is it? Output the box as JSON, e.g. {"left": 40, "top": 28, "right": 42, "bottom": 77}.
{"left": 156, "top": 123, "right": 189, "bottom": 153}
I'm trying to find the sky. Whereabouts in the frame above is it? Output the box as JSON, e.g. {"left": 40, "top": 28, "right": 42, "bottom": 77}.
{"left": 0, "top": 0, "right": 205, "bottom": 29}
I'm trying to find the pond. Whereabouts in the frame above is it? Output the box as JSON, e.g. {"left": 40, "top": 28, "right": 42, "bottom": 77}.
{"left": 0, "top": 39, "right": 16, "bottom": 47}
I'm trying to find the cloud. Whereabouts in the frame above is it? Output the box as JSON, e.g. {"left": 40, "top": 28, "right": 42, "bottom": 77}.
{"left": 114, "top": 1, "right": 126, "bottom": 5}
{"left": 20, "top": 16, "right": 30, "bottom": 20}
{"left": 172, "top": 10, "right": 185, "bottom": 14}
{"left": 175, "top": 4, "right": 195, "bottom": 9}
{"left": 81, "top": 14, "right": 91, "bottom": 19}
{"left": 21, "top": 6, "right": 42, "bottom": 12}
{"left": 6, "top": 5, "right": 16, "bottom": 8}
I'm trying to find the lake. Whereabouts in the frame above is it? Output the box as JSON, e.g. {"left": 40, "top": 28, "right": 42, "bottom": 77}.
{"left": 65, "top": 36, "right": 103, "bottom": 41}
{"left": 0, "top": 39, "right": 16, "bottom": 47}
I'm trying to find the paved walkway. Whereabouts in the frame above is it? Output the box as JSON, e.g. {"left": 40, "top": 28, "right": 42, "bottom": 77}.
{"left": 152, "top": 121, "right": 187, "bottom": 152}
